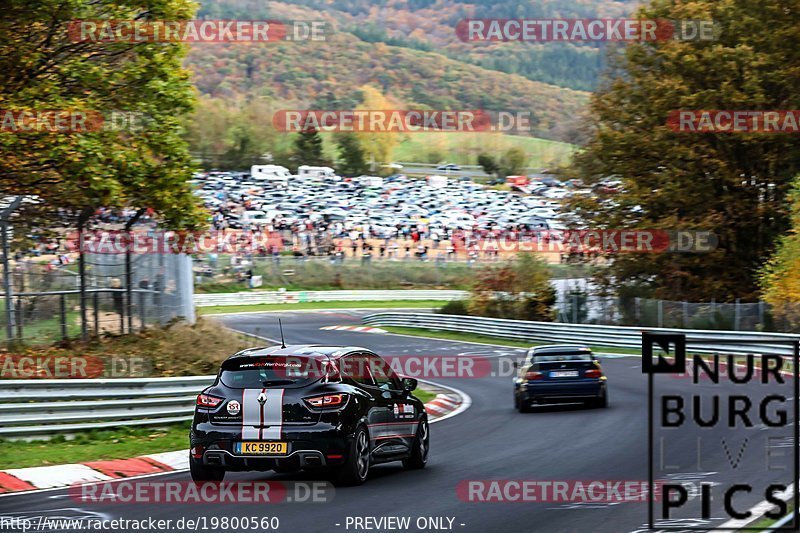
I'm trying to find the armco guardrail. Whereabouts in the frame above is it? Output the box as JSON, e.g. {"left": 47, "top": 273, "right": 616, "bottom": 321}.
{"left": 0, "top": 376, "right": 215, "bottom": 437}
{"left": 194, "top": 290, "right": 467, "bottom": 307}
{"left": 362, "top": 312, "right": 800, "bottom": 356}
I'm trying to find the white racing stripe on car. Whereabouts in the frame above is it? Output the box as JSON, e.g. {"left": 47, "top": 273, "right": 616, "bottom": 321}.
{"left": 260, "top": 388, "right": 284, "bottom": 440}
{"left": 241, "top": 388, "right": 262, "bottom": 440}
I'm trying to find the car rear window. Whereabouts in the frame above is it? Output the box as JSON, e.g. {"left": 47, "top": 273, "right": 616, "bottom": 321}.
{"left": 533, "top": 353, "right": 594, "bottom": 362}
{"left": 220, "top": 356, "right": 326, "bottom": 388}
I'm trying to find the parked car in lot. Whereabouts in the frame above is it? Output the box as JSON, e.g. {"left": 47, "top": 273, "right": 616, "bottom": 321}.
{"left": 194, "top": 166, "right": 597, "bottom": 234}
{"left": 191, "top": 345, "right": 429, "bottom": 485}
{"left": 513, "top": 345, "right": 608, "bottom": 412}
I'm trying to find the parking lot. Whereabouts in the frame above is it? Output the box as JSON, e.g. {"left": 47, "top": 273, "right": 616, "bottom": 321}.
{"left": 193, "top": 170, "right": 606, "bottom": 262}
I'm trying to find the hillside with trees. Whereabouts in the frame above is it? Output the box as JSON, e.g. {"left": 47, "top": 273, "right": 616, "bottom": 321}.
{"left": 195, "top": 0, "right": 640, "bottom": 92}
{"left": 184, "top": 32, "right": 589, "bottom": 143}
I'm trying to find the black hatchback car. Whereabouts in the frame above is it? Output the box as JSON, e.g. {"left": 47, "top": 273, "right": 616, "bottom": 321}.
{"left": 190, "top": 345, "right": 429, "bottom": 485}
{"left": 513, "top": 345, "right": 608, "bottom": 412}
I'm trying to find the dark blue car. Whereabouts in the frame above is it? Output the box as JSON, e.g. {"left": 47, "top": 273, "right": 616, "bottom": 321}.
{"left": 513, "top": 345, "right": 608, "bottom": 412}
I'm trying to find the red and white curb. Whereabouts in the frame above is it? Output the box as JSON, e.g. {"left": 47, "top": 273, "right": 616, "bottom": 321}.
{"left": 0, "top": 450, "right": 187, "bottom": 494}
{"left": 425, "top": 394, "right": 461, "bottom": 419}
{"left": 0, "top": 392, "right": 467, "bottom": 496}
{"left": 320, "top": 325, "right": 387, "bottom": 334}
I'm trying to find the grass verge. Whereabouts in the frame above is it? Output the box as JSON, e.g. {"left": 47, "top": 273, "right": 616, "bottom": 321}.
{"left": 0, "top": 423, "right": 191, "bottom": 469}
{"left": 413, "top": 389, "right": 436, "bottom": 404}
{"left": 750, "top": 505, "right": 794, "bottom": 530}
{"left": 197, "top": 300, "right": 449, "bottom": 315}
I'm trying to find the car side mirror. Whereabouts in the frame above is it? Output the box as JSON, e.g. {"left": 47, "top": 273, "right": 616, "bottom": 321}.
{"left": 401, "top": 377, "right": 418, "bottom": 392}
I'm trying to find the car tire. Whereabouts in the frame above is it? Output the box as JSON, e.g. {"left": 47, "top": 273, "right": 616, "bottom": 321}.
{"left": 189, "top": 457, "right": 225, "bottom": 483}
{"left": 588, "top": 389, "right": 608, "bottom": 409}
{"left": 517, "top": 398, "right": 532, "bottom": 413}
{"left": 333, "top": 425, "right": 370, "bottom": 486}
{"left": 403, "top": 417, "right": 429, "bottom": 470}
{"left": 597, "top": 389, "right": 609, "bottom": 408}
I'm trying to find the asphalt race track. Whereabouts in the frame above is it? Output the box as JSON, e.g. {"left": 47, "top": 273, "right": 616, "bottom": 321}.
{"left": 1, "top": 309, "right": 796, "bottom": 533}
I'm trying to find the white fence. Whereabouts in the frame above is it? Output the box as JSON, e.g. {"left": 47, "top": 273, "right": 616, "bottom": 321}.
{"left": 362, "top": 312, "right": 800, "bottom": 356}
{"left": 194, "top": 290, "right": 467, "bottom": 307}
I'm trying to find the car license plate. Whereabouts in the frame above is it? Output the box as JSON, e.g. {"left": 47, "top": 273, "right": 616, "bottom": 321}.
{"left": 236, "top": 441, "right": 288, "bottom": 455}
{"left": 550, "top": 370, "right": 579, "bottom": 378}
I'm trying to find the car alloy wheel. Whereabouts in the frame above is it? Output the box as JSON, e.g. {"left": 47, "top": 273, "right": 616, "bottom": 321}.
{"left": 418, "top": 420, "right": 429, "bottom": 463}
{"left": 356, "top": 429, "right": 370, "bottom": 479}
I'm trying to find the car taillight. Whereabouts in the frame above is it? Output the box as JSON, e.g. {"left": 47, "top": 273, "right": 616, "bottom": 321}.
{"left": 305, "top": 393, "right": 348, "bottom": 409}
{"left": 525, "top": 371, "right": 543, "bottom": 381}
{"left": 585, "top": 369, "right": 602, "bottom": 378}
{"left": 196, "top": 393, "right": 223, "bottom": 408}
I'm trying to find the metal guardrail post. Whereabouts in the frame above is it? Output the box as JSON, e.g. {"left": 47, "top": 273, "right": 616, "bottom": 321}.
{"left": 60, "top": 294, "right": 67, "bottom": 340}
{"left": 0, "top": 197, "right": 21, "bottom": 347}
{"left": 126, "top": 248, "right": 133, "bottom": 334}
{"left": 118, "top": 292, "right": 124, "bottom": 333}
{"left": 657, "top": 300, "right": 663, "bottom": 328}
{"left": 572, "top": 293, "right": 579, "bottom": 323}
{"left": 1, "top": 221, "right": 12, "bottom": 346}
{"left": 735, "top": 298, "right": 741, "bottom": 330}
{"left": 15, "top": 296, "right": 22, "bottom": 342}
{"left": 78, "top": 228, "right": 88, "bottom": 341}
{"left": 93, "top": 290, "right": 99, "bottom": 334}
{"left": 139, "top": 291, "right": 146, "bottom": 330}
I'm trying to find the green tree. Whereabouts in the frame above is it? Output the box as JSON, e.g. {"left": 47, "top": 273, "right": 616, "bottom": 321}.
{"left": 335, "top": 133, "right": 369, "bottom": 176}
{"left": 477, "top": 153, "right": 500, "bottom": 178}
{"left": 468, "top": 254, "right": 555, "bottom": 321}
{"left": 291, "top": 127, "right": 328, "bottom": 167}
{"left": 499, "top": 147, "right": 527, "bottom": 177}
{"left": 355, "top": 85, "right": 398, "bottom": 168}
{"left": 760, "top": 175, "right": 800, "bottom": 329}
{"left": 0, "top": 0, "right": 204, "bottom": 230}
{"left": 569, "top": 0, "right": 800, "bottom": 302}
{"left": 186, "top": 97, "right": 282, "bottom": 170}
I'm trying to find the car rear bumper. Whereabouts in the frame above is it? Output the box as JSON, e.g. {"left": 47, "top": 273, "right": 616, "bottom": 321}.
{"left": 519, "top": 381, "right": 605, "bottom": 403}
{"left": 191, "top": 423, "right": 349, "bottom": 470}
{"left": 201, "top": 448, "right": 329, "bottom": 470}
